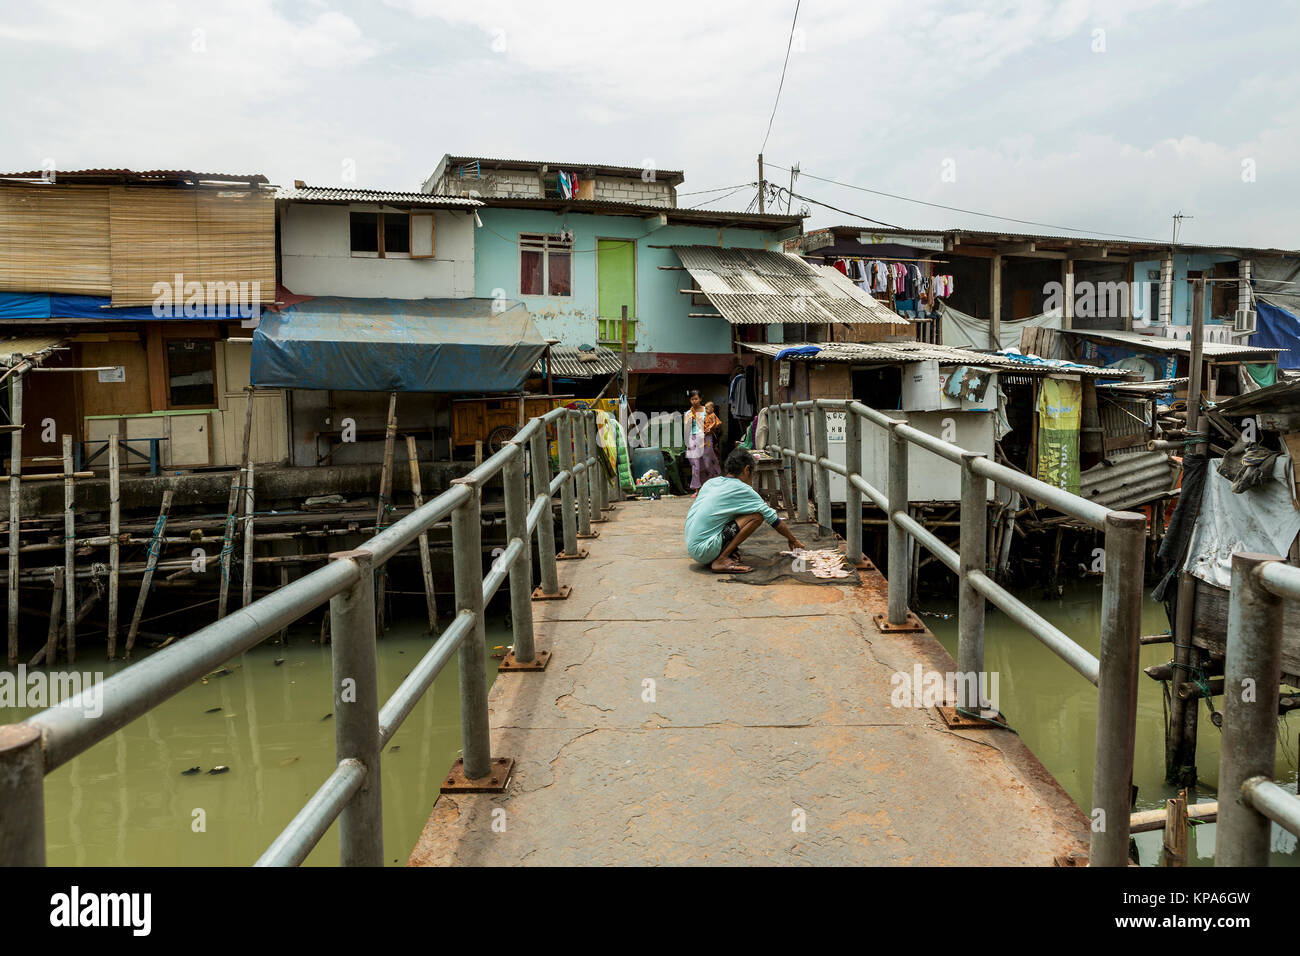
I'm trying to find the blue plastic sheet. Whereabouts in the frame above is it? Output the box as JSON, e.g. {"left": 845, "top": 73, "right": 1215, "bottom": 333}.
{"left": 0, "top": 291, "right": 254, "bottom": 321}
{"left": 250, "top": 297, "right": 547, "bottom": 393}
{"left": 1252, "top": 300, "right": 1300, "bottom": 369}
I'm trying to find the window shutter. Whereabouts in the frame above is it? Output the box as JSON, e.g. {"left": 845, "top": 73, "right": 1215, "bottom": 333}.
{"left": 410, "top": 212, "right": 435, "bottom": 258}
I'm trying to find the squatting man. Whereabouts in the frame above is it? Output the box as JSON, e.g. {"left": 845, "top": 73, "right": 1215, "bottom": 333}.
{"left": 684, "top": 447, "right": 804, "bottom": 573}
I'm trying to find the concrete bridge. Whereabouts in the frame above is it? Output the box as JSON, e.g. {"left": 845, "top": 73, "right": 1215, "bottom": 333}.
{"left": 409, "top": 496, "right": 1090, "bottom": 866}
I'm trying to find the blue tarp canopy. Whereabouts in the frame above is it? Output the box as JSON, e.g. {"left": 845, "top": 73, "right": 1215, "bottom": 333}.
{"left": 0, "top": 292, "right": 178, "bottom": 321}
{"left": 250, "top": 296, "right": 547, "bottom": 393}
{"left": 1252, "top": 300, "right": 1300, "bottom": 369}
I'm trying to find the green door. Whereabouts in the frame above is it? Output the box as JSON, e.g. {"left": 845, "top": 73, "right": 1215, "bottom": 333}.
{"left": 597, "top": 239, "right": 636, "bottom": 345}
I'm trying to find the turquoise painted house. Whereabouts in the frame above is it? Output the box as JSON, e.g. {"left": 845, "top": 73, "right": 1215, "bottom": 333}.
{"left": 423, "top": 154, "right": 803, "bottom": 385}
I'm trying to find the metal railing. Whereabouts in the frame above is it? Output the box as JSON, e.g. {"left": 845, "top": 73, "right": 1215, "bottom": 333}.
{"left": 1214, "top": 553, "right": 1300, "bottom": 866}
{"left": 0, "top": 407, "right": 609, "bottom": 867}
{"left": 767, "top": 400, "right": 1146, "bottom": 867}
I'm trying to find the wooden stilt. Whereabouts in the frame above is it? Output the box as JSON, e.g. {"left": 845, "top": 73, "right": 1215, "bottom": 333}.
{"left": 126, "top": 489, "right": 173, "bottom": 658}
{"left": 216, "top": 468, "right": 241, "bottom": 619}
{"left": 62, "top": 434, "right": 76, "bottom": 664}
{"left": 45, "top": 566, "right": 63, "bottom": 667}
{"left": 241, "top": 462, "right": 255, "bottom": 608}
{"left": 7, "top": 369, "right": 23, "bottom": 666}
{"left": 1162, "top": 788, "right": 1189, "bottom": 867}
{"left": 107, "top": 435, "right": 121, "bottom": 658}
{"left": 374, "top": 391, "right": 397, "bottom": 632}
{"left": 405, "top": 434, "right": 438, "bottom": 634}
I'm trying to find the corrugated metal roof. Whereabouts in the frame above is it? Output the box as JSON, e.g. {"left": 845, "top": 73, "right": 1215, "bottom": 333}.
{"left": 0, "top": 169, "right": 269, "bottom": 185}
{"left": 1079, "top": 450, "right": 1181, "bottom": 511}
{"left": 534, "top": 345, "right": 622, "bottom": 379}
{"left": 1067, "top": 328, "right": 1283, "bottom": 359}
{"left": 476, "top": 196, "right": 802, "bottom": 226}
{"left": 1217, "top": 378, "right": 1300, "bottom": 415}
{"left": 673, "top": 246, "right": 908, "bottom": 326}
{"left": 742, "top": 340, "right": 1138, "bottom": 377}
{"left": 1096, "top": 377, "right": 1189, "bottom": 395}
{"left": 277, "top": 186, "right": 481, "bottom": 207}
{"left": 0, "top": 335, "right": 67, "bottom": 366}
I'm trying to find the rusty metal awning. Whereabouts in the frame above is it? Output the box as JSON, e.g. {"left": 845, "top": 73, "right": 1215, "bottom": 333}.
{"left": 534, "top": 345, "right": 622, "bottom": 379}
{"left": 673, "top": 245, "right": 909, "bottom": 326}
{"left": 0, "top": 335, "right": 67, "bottom": 367}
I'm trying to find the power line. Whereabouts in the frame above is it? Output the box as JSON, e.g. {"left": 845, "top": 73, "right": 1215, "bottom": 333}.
{"left": 765, "top": 161, "right": 1168, "bottom": 244}
{"left": 678, "top": 182, "right": 754, "bottom": 197}
{"left": 778, "top": 186, "right": 901, "bottom": 229}
{"left": 687, "top": 183, "right": 755, "bottom": 209}
{"left": 759, "top": 0, "right": 801, "bottom": 155}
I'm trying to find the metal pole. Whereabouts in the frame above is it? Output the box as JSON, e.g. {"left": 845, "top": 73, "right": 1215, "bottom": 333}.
{"left": 887, "top": 420, "right": 910, "bottom": 626}
{"left": 450, "top": 478, "right": 492, "bottom": 780}
{"left": 503, "top": 444, "right": 535, "bottom": 663}
{"left": 557, "top": 414, "right": 579, "bottom": 556}
{"left": 327, "top": 548, "right": 383, "bottom": 866}
{"left": 792, "top": 406, "right": 810, "bottom": 522}
{"left": 0, "top": 723, "right": 44, "bottom": 865}
{"left": 812, "top": 402, "right": 831, "bottom": 534}
{"left": 844, "top": 410, "right": 862, "bottom": 565}
{"left": 585, "top": 413, "right": 603, "bottom": 524}
{"left": 1216, "top": 552, "right": 1284, "bottom": 867}
{"left": 575, "top": 412, "right": 592, "bottom": 538}
{"left": 957, "top": 453, "right": 987, "bottom": 706}
{"left": 7, "top": 371, "right": 22, "bottom": 667}
{"left": 529, "top": 427, "right": 561, "bottom": 594}
{"left": 1089, "top": 510, "right": 1146, "bottom": 866}
{"left": 62, "top": 434, "right": 75, "bottom": 664}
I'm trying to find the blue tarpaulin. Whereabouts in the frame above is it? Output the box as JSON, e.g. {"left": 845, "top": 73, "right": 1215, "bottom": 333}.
{"left": 1252, "top": 300, "right": 1300, "bottom": 369}
{"left": 0, "top": 291, "right": 255, "bottom": 321}
{"left": 250, "top": 297, "right": 547, "bottom": 393}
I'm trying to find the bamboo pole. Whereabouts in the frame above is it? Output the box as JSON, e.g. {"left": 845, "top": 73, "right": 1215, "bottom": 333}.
{"left": 62, "top": 434, "right": 76, "bottom": 664}
{"left": 126, "top": 489, "right": 173, "bottom": 658}
{"left": 107, "top": 436, "right": 120, "bottom": 658}
{"left": 374, "top": 391, "right": 397, "bottom": 632}
{"left": 7, "top": 369, "right": 23, "bottom": 666}
{"left": 405, "top": 434, "right": 437, "bottom": 634}
{"left": 1162, "top": 789, "right": 1189, "bottom": 867}
{"left": 241, "top": 462, "right": 255, "bottom": 608}
{"left": 45, "top": 566, "right": 63, "bottom": 667}
{"left": 216, "top": 468, "right": 241, "bottom": 619}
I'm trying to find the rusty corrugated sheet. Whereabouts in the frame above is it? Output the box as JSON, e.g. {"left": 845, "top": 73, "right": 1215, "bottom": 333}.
{"left": 1079, "top": 450, "right": 1180, "bottom": 510}
{"left": 535, "top": 345, "right": 621, "bottom": 379}
{"left": 0, "top": 335, "right": 67, "bottom": 366}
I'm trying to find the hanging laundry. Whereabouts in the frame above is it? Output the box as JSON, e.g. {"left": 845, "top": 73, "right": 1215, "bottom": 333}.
{"left": 833, "top": 259, "right": 849, "bottom": 275}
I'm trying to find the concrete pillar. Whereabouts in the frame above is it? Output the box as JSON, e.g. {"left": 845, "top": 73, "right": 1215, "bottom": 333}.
{"left": 989, "top": 253, "right": 1002, "bottom": 349}
{"left": 1062, "top": 259, "right": 1074, "bottom": 330}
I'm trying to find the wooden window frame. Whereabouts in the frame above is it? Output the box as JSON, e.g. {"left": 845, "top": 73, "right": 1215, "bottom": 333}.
{"left": 519, "top": 232, "right": 574, "bottom": 298}
{"left": 161, "top": 335, "right": 219, "bottom": 411}
{"left": 350, "top": 209, "right": 417, "bottom": 260}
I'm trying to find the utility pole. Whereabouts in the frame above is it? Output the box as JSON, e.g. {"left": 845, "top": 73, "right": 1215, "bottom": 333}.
{"left": 786, "top": 162, "right": 799, "bottom": 214}
{"left": 757, "top": 154, "right": 765, "bottom": 214}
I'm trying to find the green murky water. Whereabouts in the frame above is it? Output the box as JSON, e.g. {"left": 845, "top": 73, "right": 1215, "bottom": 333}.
{"left": 6, "top": 611, "right": 508, "bottom": 866}
{"left": 922, "top": 578, "right": 1300, "bottom": 866}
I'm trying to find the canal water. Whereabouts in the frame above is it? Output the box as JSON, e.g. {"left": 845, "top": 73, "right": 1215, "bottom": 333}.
{"left": 9, "top": 580, "right": 1300, "bottom": 866}
{"left": 922, "top": 578, "right": 1300, "bottom": 866}
{"left": 6, "top": 610, "right": 510, "bottom": 866}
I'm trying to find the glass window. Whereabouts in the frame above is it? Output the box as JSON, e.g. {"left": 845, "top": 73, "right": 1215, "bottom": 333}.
{"left": 166, "top": 340, "right": 215, "bottom": 407}
{"left": 383, "top": 213, "right": 411, "bottom": 256}
{"left": 518, "top": 233, "right": 574, "bottom": 297}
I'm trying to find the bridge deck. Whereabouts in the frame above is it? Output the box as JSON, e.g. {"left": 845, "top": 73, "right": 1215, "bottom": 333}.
{"left": 409, "top": 497, "right": 1089, "bottom": 866}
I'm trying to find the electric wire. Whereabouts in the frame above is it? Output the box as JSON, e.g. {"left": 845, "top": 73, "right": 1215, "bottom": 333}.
{"left": 759, "top": 0, "right": 801, "bottom": 155}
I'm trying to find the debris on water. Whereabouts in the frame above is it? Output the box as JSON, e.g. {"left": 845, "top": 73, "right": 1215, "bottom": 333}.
{"left": 491, "top": 645, "right": 506, "bottom": 660}
{"left": 274, "top": 658, "right": 286, "bottom": 666}
{"left": 155, "top": 636, "right": 176, "bottom": 649}
{"left": 208, "top": 766, "right": 230, "bottom": 775}
{"left": 181, "top": 766, "right": 201, "bottom": 776}
{"left": 389, "top": 746, "right": 400, "bottom": 753}
{"left": 321, "top": 713, "right": 333, "bottom": 721}
{"left": 206, "top": 667, "right": 233, "bottom": 679}
{"left": 204, "top": 706, "right": 222, "bottom": 714}
{"left": 279, "top": 756, "right": 299, "bottom": 767}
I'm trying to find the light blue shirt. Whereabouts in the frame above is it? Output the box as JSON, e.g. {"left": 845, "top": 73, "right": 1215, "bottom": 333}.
{"left": 684, "top": 476, "right": 779, "bottom": 563}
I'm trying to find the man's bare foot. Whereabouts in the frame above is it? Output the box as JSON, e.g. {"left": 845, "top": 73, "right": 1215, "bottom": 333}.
{"left": 711, "top": 557, "right": 751, "bottom": 573}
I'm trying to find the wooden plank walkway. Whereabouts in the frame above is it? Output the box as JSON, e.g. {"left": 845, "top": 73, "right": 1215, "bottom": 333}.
{"left": 409, "top": 497, "right": 1089, "bottom": 866}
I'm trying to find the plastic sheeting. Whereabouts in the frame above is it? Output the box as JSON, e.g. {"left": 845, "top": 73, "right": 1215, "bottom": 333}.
{"left": 1183, "top": 454, "right": 1300, "bottom": 590}
{"left": 1251, "top": 301, "right": 1300, "bottom": 369}
{"left": 939, "top": 302, "right": 1062, "bottom": 351}
{"left": 250, "top": 297, "right": 546, "bottom": 393}
{"left": 0, "top": 291, "right": 211, "bottom": 321}
{"left": 1036, "top": 377, "right": 1082, "bottom": 495}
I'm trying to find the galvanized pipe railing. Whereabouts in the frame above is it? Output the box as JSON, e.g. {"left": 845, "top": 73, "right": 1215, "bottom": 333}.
{"left": 0, "top": 407, "right": 608, "bottom": 867}
{"left": 766, "top": 399, "right": 1146, "bottom": 867}
{"left": 1215, "top": 554, "right": 1300, "bottom": 866}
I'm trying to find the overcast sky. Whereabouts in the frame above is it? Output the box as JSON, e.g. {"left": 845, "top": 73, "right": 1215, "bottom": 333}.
{"left": 3, "top": 0, "right": 1296, "bottom": 248}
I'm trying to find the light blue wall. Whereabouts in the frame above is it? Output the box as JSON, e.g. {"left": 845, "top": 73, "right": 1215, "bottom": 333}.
{"left": 473, "top": 208, "right": 792, "bottom": 354}
{"left": 1133, "top": 252, "right": 1238, "bottom": 325}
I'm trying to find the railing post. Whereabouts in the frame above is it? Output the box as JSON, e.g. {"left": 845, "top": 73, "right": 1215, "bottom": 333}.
{"left": 844, "top": 409, "right": 863, "bottom": 565}
{"left": 450, "top": 478, "right": 493, "bottom": 780}
{"left": 327, "top": 548, "right": 383, "bottom": 867}
{"left": 0, "top": 723, "right": 45, "bottom": 865}
{"left": 502, "top": 444, "right": 535, "bottom": 663}
{"left": 574, "top": 412, "right": 593, "bottom": 538}
{"left": 812, "top": 402, "right": 831, "bottom": 534}
{"left": 529, "top": 426, "right": 562, "bottom": 594}
{"left": 792, "top": 405, "right": 810, "bottom": 522}
{"left": 1216, "top": 552, "right": 1285, "bottom": 867}
{"left": 886, "top": 420, "right": 910, "bottom": 626}
{"left": 957, "top": 453, "right": 988, "bottom": 707}
{"left": 557, "top": 414, "right": 579, "bottom": 556}
{"left": 585, "top": 413, "right": 604, "bottom": 524}
{"left": 1088, "top": 510, "right": 1146, "bottom": 867}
